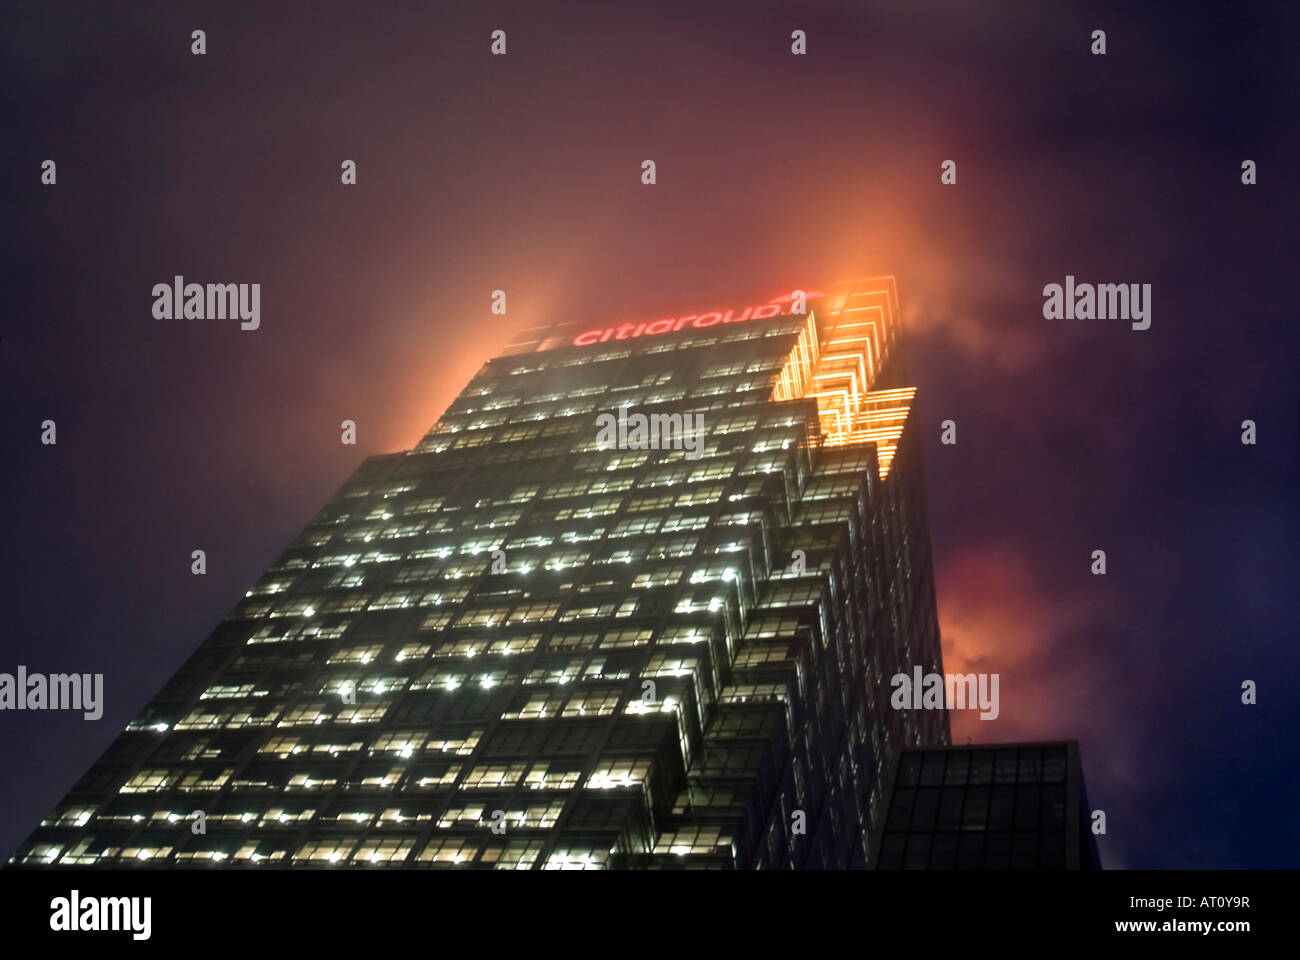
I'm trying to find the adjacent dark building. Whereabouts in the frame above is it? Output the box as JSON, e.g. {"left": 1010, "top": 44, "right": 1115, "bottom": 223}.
{"left": 11, "top": 278, "right": 949, "bottom": 869}
{"left": 869, "top": 741, "right": 1102, "bottom": 869}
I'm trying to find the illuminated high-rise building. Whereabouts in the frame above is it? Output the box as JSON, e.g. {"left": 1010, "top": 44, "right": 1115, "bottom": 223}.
{"left": 12, "top": 278, "right": 949, "bottom": 869}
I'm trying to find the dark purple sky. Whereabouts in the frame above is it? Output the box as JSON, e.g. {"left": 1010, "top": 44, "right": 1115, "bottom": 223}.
{"left": 2, "top": 0, "right": 1297, "bottom": 867}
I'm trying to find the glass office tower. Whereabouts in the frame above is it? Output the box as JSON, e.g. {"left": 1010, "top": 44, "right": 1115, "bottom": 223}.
{"left": 868, "top": 741, "right": 1102, "bottom": 869}
{"left": 12, "top": 278, "right": 949, "bottom": 869}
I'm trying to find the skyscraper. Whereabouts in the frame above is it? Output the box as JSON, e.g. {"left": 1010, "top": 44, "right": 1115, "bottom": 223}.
{"left": 11, "top": 278, "right": 949, "bottom": 869}
{"left": 868, "top": 741, "right": 1102, "bottom": 869}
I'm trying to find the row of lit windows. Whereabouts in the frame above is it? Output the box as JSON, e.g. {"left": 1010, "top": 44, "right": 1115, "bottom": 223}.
{"left": 392, "top": 434, "right": 790, "bottom": 512}
{"left": 487, "top": 321, "right": 802, "bottom": 381}
{"left": 421, "top": 388, "right": 780, "bottom": 455}
{"left": 23, "top": 834, "right": 621, "bottom": 869}
{"left": 60, "top": 775, "right": 753, "bottom": 841}
{"left": 115, "top": 754, "right": 656, "bottom": 797}
{"left": 264, "top": 515, "right": 767, "bottom": 599}
{"left": 216, "top": 642, "right": 710, "bottom": 696}
{"left": 440, "top": 357, "right": 783, "bottom": 428}
{"left": 434, "top": 380, "right": 783, "bottom": 438}
{"left": 309, "top": 470, "right": 766, "bottom": 555}
{"left": 168, "top": 666, "right": 694, "bottom": 733}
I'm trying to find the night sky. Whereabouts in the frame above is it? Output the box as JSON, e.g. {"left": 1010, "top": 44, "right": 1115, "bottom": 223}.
{"left": 2, "top": 1, "right": 1297, "bottom": 868}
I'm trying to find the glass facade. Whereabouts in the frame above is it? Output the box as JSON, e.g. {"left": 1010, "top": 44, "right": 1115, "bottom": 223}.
{"left": 11, "top": 279, "right": 949, "bottom": 869}
{"left": 869, "top": 741, "right": 1102, "bottom": 870}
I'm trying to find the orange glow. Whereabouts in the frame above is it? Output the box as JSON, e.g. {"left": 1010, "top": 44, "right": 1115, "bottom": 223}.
{"left": 771, "top": 314, "right": 819, "bottom": 403}
{"left": 769, "top": 277, "right": 915, "bottom": 479}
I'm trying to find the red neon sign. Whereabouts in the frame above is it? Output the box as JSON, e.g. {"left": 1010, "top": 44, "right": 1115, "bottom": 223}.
{"left": 571, "top": 292, "right": 823, "bottom": 347}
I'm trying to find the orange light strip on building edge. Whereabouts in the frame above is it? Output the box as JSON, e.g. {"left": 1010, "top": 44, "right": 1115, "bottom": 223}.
{"left": 768, "top": 279, "right": 915, "bottom": 479}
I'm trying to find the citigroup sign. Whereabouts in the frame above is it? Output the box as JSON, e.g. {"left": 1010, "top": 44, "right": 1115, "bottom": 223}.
{"left": 571, "top": 291, "right": 821, "bottom": 347}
